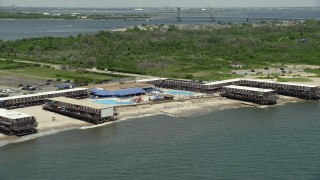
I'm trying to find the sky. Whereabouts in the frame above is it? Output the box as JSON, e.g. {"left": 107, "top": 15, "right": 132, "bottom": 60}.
{"left": 0, "top": 0, "right": 319, "bottom": 8}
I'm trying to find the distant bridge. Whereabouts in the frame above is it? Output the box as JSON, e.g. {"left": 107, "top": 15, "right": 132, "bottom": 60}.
{"left": 174, "top": 16, "right": 312, "bottom": 22}
{"left": 174, "top": 7, "right": 314, "bottom": 22}
{"left": 92, "top": 16, "right": 151, "bottom": 20}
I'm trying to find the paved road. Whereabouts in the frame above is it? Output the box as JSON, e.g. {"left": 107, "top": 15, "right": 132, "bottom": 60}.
{"left": 86, "top": 69, "right": 156, "bottom": 79}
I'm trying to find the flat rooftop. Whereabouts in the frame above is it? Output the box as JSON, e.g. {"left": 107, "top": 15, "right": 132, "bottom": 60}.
{"left": 204, "top": 79, "right": 242, "bottom": 86}
{"left": 0, "top": 88, "right": 88, "bottom": 101}
{"left": 277, "top": 82, "right": 318, "bottom": 88}
{"left": 0, "top": 108, "right": 33, "bottom": 119}
{"left": 242, "top": 79, "right": 275, "bottom": 83}
{"left": 165, "top": 79, "right": 203, "bottom": 84}
{"left": 89, "top": 82, "right": 154, "bottom": 91}
{"left": 224, "top": 85, "right": 275, "bottom": 93}
{"left": 137, "top": 78, "right": 168, "bottom": 82}
{"left": 244, "top": 79, "right": 318, "bottom": 88}
{"left": 47, "top": 97, "right": 112, "bottom": 110}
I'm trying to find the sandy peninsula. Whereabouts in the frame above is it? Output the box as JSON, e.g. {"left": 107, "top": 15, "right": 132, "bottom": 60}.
{"left": 0, "top": 91, "right": 306, "bottom": 147}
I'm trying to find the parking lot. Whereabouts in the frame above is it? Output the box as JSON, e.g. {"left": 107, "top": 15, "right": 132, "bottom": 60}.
{"left": 231, "top": 66, "right": 307, "bottom": 76}
{"left": 0, "top": 75, "right": 71, "bottom": 96}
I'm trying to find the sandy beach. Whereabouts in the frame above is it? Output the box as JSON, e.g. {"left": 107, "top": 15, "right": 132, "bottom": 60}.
{"left": 16, "top": 106, "right": 92, "bottom": 132}
{"left": 0, "top": 106, "right": 92, "bottom": 145}
{"left": 0, "top": 94, "right": 305, "bottom": 146}
{"left": 116, "top": 97, "right": 244, "bottom": 119}
{"left": 0, "top": 96, "right": 241, "bottom": 143}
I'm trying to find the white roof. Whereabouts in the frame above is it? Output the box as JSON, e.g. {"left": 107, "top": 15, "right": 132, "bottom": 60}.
{"left": 276, "top": 82, "right": 317, "bottom": 88}
{"left": 244, "top": 79, "right": 317, "bottom": 88}
{"left": 137, "top": 78, "right": 167, "bottom": 82}
{"left": 0, "top": 88, "right": 88, "bottom": 101}
{"left": 224, "top": 85, "right": 275, "bottom": 93}
{"left": 243, "top": 79, "right": 275, "bottom": 83}
{"left": 0, "top": 109, "right": 33, "bottom": 119}
{"left": 48, "top": 97, "right": 113, "bottom": 110}
{"left": 204, "top": 78, "right": 242, "bottom": 86}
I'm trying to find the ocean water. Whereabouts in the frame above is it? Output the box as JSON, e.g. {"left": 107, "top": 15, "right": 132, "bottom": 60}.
{"left": 0, "top": 101, "right": 320, "bottom": 179}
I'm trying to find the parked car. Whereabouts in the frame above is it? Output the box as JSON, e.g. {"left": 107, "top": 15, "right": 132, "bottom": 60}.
{"left": 27, "top": 86, "right": 36, "bottom": 91}
{"left": 22, "top": 85, "right": 31, "bottom": 90}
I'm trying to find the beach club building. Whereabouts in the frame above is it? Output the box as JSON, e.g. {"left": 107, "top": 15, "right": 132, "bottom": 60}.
{"left": 138, "top": 78, "right": 242, "bottom": 92}
{"left": 221, "top": 85, "right": 278, "bottom": 105}
{"left": 138, "top": 78, "right": 206, "bottom": 92}
{"left": 203, "top": 79, "right": 242, "bottom": 91}
{"left": 138, "top": 78, "right": 320, "bottom": 100}
{"left": 0, "top": 88, "right": 89, "bottom": 109}
{"left": 43, "top": 97, "right": 116, "bottom": 124}
{"left": 239, "top": 79, "right": 320, "bottom": 100}
{"left": 0, "top": 109, "right": 38, "bottom": 136}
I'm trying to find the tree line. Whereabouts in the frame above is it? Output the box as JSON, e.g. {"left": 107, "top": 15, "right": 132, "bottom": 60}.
{"left": 0, "top": 20, "right": 319, "bottom": 80}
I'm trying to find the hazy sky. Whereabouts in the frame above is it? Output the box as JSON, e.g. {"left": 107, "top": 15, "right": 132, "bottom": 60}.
{"left": 1, "top": 0, "right": 319, "bottom": 7}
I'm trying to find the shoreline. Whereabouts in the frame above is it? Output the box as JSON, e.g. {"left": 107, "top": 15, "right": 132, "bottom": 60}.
{"left": 0, "top": 96, "right": 303, "bottom": 147}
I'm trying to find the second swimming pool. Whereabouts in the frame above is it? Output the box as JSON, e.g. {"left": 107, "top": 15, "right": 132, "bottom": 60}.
{"left": 164, "top": 90, "right": 194, "bottom": 96}
{"left": 93, "top": 99, "right": 133, "bottom": 106}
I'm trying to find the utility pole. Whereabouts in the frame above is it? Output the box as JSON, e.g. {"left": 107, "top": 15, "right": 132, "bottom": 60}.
{"left": 164, "top": 64, "right": 168, "bottom": 77}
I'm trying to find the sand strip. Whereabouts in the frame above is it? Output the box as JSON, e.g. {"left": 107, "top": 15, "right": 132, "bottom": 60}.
{"left": 0, "top": 96, "right": 303, "bottom": 146}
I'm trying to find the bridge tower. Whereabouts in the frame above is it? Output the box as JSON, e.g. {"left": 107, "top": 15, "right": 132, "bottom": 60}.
{"left": 209, "top": 6, "right": 214, "bottom": 22}
{"left": 176, "top": 6, "right": 181, "bottom": 21}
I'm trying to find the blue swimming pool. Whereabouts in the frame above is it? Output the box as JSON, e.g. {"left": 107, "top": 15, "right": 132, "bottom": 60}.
{"left": 164, "top": 90, "right": 194, "bottom": 96}
{"left": 94, "top": 99, "right": 133, "bottom": 106}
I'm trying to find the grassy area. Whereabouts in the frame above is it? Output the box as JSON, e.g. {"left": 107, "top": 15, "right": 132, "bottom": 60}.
{"left": 305, "top": 68, "right": 320, "bottom": 77}
{"left": 2, "top": 20, "right": 320, "bottom": 80}
{"left": 3, "top": 67, "right": 121, "bottom": 83}
{"left": 0, "top": 60, "right": 37, "bottom": 70}
{"left": 277, "top": 77, "right": 312, "bottom": 82}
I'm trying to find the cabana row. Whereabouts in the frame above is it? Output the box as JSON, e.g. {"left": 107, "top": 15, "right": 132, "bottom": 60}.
{"left": 221, "top": 85, "right": 278, "bottom": 105}
{"left": 159, "top": 79, "right": 206, "bottom": 92}
{"left": 91, "top": 88, "right": 146, "bottom": 98}
{"left": 0, "top": 109, "right": 37, "bottom": 136}
{"left": 43, "top": 97, "right": 116, "bottom": 124}
{"left": 203, "top": 79, "right": 242, "bottom": 91}
{"left": 0, "top": 88, "right": 89, "bottom": 109}
{"left": 138, "top": 78, "right": 320, "bottom": 100}
{"left": 239, "top": 79, "right": 320, "bottom": 100}
{"left": 138, "top": 78, "right": 241, "bottom": 92}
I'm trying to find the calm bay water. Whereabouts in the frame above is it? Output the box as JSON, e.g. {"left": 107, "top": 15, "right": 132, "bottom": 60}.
{"left": 1, "top": 8, "right": 320, "bottom": 179}
{"left": 0, "top": 101, "right": 320, "bottom": 179}
{"left": 0, "top": 8, "right": 319, "bottom": 41}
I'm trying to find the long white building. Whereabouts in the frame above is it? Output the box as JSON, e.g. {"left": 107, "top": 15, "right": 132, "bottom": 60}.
{"left": 0, "top": 88, "right": 89, "bottom": 109}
